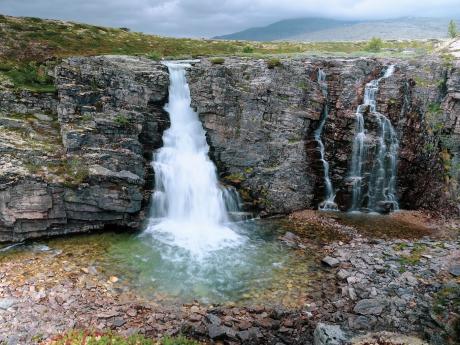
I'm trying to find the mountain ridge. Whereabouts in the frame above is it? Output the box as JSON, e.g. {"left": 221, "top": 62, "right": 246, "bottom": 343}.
{"left": 215, "top": 17, "right": 460, "bottom": 41}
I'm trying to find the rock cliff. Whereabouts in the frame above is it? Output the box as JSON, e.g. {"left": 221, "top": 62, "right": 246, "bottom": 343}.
{"left": 0, "top": 56, "right": 168, "bottom": 242}
{"left": 0, "top": 55, "right": 458, "bottom": 242}
{"left": 188, "top": 57, "right": 460, "bottom": 215}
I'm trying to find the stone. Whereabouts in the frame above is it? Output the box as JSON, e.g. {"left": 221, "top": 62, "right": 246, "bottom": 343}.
{"left": 337, "top": 269, "right": 349, "bottom": 280}
{"left": 208, "top": 324, "right": 227, "bottom": 339}
{"left": 353, "top": 299, "right": 386, "bottom": 315}
{"left": 126, "top": 308, "right": 137, "bottom": 317}
{"left": 206, "top": 313, "right": 222, "bottom": 325}
{"left": 111, "top": 317, "right": 126, "bottom": 327}
{"left": 322, "top": 256, "right": 340, "bottom": 268}
{"left": 0, "top": 298, "right": 17, "bottom": 310}
{"left": 314, "top": 323, "right": 347, "bottom": 345}
{"left": 448, "top": 263, "right": 460, "bottom": 277}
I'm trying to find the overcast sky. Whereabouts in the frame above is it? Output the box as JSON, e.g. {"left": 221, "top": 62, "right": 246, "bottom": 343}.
{"left": 0, "top": 0, "right": 459, "bottom": 37}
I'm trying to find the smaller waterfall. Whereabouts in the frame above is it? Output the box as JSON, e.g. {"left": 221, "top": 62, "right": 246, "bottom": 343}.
{"left": 349, "top": 65, "right": 399, "bottom": 212}
{"left": 315, "top": 69, "right": 337, "bottom": 211}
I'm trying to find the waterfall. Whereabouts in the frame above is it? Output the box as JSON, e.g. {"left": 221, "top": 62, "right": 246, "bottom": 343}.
{"left": 315, "top": 69, "right": 337, "bottom": 211}
{"left": 348, "top": 65, "right": 399, "bottom": 212}
{"left": 146, "top": 61, "right": 242, "bottom": 257}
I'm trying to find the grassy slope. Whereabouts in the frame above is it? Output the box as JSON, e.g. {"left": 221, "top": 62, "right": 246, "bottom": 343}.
{"left": 0, "top": 14, "right": 437, "bottom": 93}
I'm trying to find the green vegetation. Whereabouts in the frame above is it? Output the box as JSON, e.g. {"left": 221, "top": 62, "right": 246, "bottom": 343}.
{"left": 366, "top": 37, "right": 383, "bottom": 52}
{"left": 114, "top": 114, "right": 130, "bottom": 127}
{"left": 448, "top": 19, "right": 458, "bottom": 38}
{"left": 267, "top": 58, "right": 281, "bottom": 69}
{"left": 398, "top": 243, "right": 427, "bottom": 266}
{"left": 0, "top": 15, "right": 438, "bottom": 92}
{"left": 425, "top": 102, "right": 444, "bottom": 135}
{"left": 210, "top": 57, "right": 225, "bottom": 65}
{"left": 0, "top": 61, "right": 55, "bottom": 93}
{"left": 46, "top": 330, "right": 200, "bottom": 345}
{"left": 146, "top": 51, "right": 162, "bottom": 61}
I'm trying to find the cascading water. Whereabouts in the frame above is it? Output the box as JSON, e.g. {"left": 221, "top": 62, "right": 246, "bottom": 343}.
{"left": 315, "top": 69, "right": 337, "bottom": 211}
{"left": 348, "top": 65, "right": 399, "bottom": 212}
{"left": 146, "top": 61, "right": 242, "bottom": 257}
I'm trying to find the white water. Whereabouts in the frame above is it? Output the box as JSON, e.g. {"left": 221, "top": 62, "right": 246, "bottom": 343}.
{"left": 349, "top": 65, "right": 399, "bottom": 212}
{"left": 315, "top": 69, "right": 337, "bottom": 211}
{"left": 146, "top": 62, "right": 242, "bottom": 257}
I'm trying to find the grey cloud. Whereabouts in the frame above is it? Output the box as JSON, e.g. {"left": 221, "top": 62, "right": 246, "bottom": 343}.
{"left": 0, "top": 0, "right": 459, "bottom": 37}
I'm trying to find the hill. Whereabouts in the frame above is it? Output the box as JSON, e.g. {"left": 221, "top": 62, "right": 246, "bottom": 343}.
{"left": 214, "top": 18, "right": 357, "bottom": 41}
{"left": 0, "top": 14, "right": 438, "bottom": 93}
{"left": 216, "top": 17, "right": 460, "bottom": 41}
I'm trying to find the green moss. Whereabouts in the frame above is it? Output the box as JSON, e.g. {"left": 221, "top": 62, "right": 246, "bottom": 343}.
{"left": 398, "top": 243, "right": 427, "bottom": 266}
{"left": 267, "top": 58, "right": 281, "bottom": 69}
{"left": 210, "top": 57, "right": 225, "bottom": 65}
{"left": 114, "top": 114, "right": 130, "bottom": 127}
{"left": 224, "top": 172, "right": 244, "bottom": 183}
{"left": 1, "top": 62, "right": 56, "bottom": 93}
{"left": 242, "top": 46, "right": 254, "bottom": 53}
{"left": 393, "top": 243, "right": 408, "bottom": 251}
{"left": 47, "top": 330, "right": 200, "bottom": 344}
{"left": 162, "top": 336, "right": 200, "bottom": 345}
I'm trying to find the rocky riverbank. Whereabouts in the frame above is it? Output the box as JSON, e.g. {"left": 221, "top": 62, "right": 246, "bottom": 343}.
{"left": 0, "top": 211, "right": 458, "bottom": 344}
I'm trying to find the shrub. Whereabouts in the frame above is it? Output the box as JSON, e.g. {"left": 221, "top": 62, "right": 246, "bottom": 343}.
{"left": 267, "top": 58, "right": 281, "bottom": 69}
{"left": 448, "top": 20, "right": 458, "bottom": 38}
{"left": 114, "top": 114, "right": 129, "bottom": 127}
{"left": 210, "top": 57, "right": 225, "bottom": 65}
{"left": 366, "top": 37, "right": 383, "bottom": 52}
{"left": 242, "top": 46, "right": 254, "bottom": 53}
{"left": 146, "top": 51, "right": 161, "bottom": 61}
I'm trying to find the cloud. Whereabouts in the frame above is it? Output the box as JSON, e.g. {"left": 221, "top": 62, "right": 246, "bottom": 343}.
{"left": 0, "top": 0, "right": 459, "bottom": 37}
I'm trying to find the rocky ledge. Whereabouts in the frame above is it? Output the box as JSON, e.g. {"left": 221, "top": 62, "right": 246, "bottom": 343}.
{"left": 0, "top": 56, "right": 169, "bottom": 242}
{"left": 0, "top": 55, "right": 459, "bottom": 242}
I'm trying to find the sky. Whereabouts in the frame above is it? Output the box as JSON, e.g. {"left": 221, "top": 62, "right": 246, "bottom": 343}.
{"left": 0, "top": 0, "right": 459, "bottom": 37}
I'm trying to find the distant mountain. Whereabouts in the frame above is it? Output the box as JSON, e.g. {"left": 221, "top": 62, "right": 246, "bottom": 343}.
{"left": 214, "top": 18, "right": 357, "bottom": 41}
{"left": 215, "top": 17, "right": 460, "bottom": 41}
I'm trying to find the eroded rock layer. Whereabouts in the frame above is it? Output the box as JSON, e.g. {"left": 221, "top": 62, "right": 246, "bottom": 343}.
{"left": 0, "top": 55, "right": 458, "bottom": 241}
{"left": 188, "top": 57, "right": 460, "bottom": 215}
{"left": 0, "top": 56, "right": 169, "bottom": 242}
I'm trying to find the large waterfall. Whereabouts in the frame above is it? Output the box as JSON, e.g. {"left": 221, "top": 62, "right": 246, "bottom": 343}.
{"left": 146, "top": 62, "right": 241, "bottom": 257}
{"left": 315, "top": 69, "right": 337, "bottom": 211}
{"left": 348, "top": 65, "right": 399, "bottom": 212}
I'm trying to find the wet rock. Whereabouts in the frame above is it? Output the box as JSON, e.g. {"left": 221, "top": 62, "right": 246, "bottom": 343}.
{"left": 353, "top": 299, "right": 385, "bottom": 315}
{"left": 322, "top": 256, "right": 340, "bottom": 268}
{"left": 314, "top": 323, "right": 346, "bottom": 345}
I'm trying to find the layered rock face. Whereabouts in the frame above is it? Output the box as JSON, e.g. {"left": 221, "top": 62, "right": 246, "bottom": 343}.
{"left": 0, "top": 55, "right": 458, "bottom": 242}
{"left": 0, "top": 56, "right": 169, "bottom": 242}
{"left": 188, "top": 57, "right": 460, "bottom": 215}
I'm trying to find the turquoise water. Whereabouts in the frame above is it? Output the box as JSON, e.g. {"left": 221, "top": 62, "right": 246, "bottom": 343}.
{"left": 0, "top": 219, "right": 317, "bottom": 306}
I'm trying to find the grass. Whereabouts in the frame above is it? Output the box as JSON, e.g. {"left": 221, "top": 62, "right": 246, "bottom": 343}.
{"left": 210, "top": 57, "right": 225, "bottom": 65}
{"left": 267, "top": 58, "right": 282, "bottom": 69}
{"left": 0, "top": 15, "right": 438, "bottom": 92}
{"left": 398, "top": 243, "right": 427, "bottom": 267}
{"left": 44, "top": 331, "right": 201, "bottom": 345}
{"left": 114, "top": 114, "right": 130, "bottom": 127}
